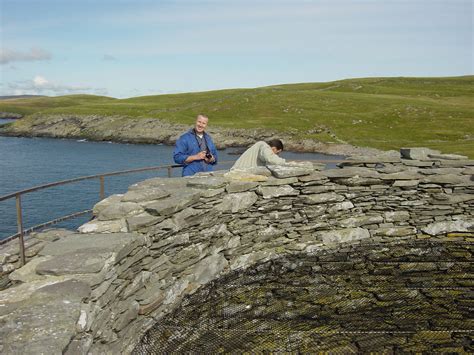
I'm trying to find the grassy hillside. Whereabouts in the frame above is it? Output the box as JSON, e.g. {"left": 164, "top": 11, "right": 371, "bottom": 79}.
{"left": 1, "top": 76, "right": 473, "bottom": 157}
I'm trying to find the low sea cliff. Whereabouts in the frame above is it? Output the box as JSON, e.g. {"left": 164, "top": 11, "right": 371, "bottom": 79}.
{"left": 0, "top": 114, "right": 381, "bottom": 156}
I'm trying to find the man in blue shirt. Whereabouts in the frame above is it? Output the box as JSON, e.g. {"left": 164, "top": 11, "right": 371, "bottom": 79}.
{"left": 173, "top": 114, "right": 218, "bottom": 176}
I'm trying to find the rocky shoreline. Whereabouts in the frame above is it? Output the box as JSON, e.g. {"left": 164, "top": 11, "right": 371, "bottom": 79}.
{"left": 0, "top": 114, "right": 385, "bottom": 157}
{"left": 0, "top": 112, "right": 23, "bottom": 119}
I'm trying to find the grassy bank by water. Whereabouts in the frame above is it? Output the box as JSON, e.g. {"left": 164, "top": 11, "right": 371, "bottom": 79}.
{"left": 1, "top": 76, "right": 473, "bottom": 157}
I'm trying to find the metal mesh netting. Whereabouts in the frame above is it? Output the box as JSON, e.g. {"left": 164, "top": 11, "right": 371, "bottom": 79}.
{"left": 134, "top": 239, "right": 473, "bottom": 354}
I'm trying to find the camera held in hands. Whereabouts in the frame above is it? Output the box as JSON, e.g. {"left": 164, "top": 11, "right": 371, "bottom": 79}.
{"left": 205, "top": 149, "right": 212, "bottom": 159}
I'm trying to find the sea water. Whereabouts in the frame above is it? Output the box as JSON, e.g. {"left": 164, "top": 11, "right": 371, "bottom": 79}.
{"left": 0, "top": 135, "right": 344, "bottom": 240}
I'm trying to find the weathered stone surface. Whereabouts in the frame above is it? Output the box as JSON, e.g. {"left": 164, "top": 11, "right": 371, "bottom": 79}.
{"left": 121, "top": 188, "right": 170, "bottom": 203}
{"left": 186, "top": 176, "right": 227, "bottom": 189}
{"left": 327, "top": 201, "right": 354, "bottom": 212}
{"left": 374, "top": 227, "right": 417, "bottom": 237}
{"left": 30, "top": 228, "right": 75, "bottom": 242}
{"left": 138, "top": 297, "right": 166, "bottom": 320}
{"left": 298, "top": 172, "right": 327, "bottom": 183}
{"left": 393, "top": 180, "right": 420, "bottom": 187}
{"left": 9, "top": 256, "right": 53, "bottom": 282}
{"left": 98, "top": 201, "right": 144, "bottom": 221}
{"left": 172, "top": 244, "right": 205, "bottom": 267}
{"left": 438, "top": 159, "right": 474, "bottom": 167}
{"left": 303, "top": 192, "right": 345, "bottom": 204}
{"left": 163, "top": 278, "right": 190, "bottom": 305}
{"left": 301, "top": 184, "right": 337, "bottom": 194}
{"left": 122, "top": 272, "right": 152, "bottom": 299}
{"left": 113, "top": 300, "right": 140, "bottom": 332}
{"left": 0, "top": 279, "right": 90, "bottom": 355}
{"left": 339, "top": 215, "right": 384, "bottom": 228}
{"left": 199, "top": 223, "right": 233, "bottom": 239}
{"left": 420, "top": 167, "right": 465, "bottom": 175}
{"left": 92, "top": 194, "right": 123, "bottom": 215}
{"left": 126, "top": 212, "right": 164, "bottom": 232}
{"left": 217, "top": 191, "right": 259, "bottom": 213}
{"left": 39, "top": 232, "right": 141, "bottom": 261}
{"left": 36, "top": 251, "right": 112, "bottom": 275}
{"left": 257, "top": 185, "right": 299, "bottom": 199}
{"left": 320, "top": 228, "right": 370, "bottom": 244}
{"left": 230, "top": 250, "right": 275, "bottom": 270}
{"left": 170, "top": 207, "right": 208, "bottom": 230}
{"left": 226, "top": 181, "right": 259, "bottom": 193}
{"left": 153, "top": 232, "right": 190, "bottom": 249}
{"left": 380, "top": 171, "right": 422, "bottom": 180}
{"left": 337, "top": 176, "right": 383, "bottom": 186}
{"left": 144, "top": 190, "right": 201, "bottom": 216}
{"left": 267, "top": 164, "right": 313, "bottom": 178}
{"left": 422, "top": 220, "right": 474, "bottom": 236}
{"left": 402, "top": 160, "right": 436, "bottom": 167}
{"left": 428, "top": 153, "right": 469, "bottom": 160}
{"left": 225, "top": 169, "right": 270, "bottom": 182}
{"left": 255, "top": 225, "right": 286, "bottom": 242}
{"left": 400, "top": 147, "right": 441, "bottom": 160}
{"left": 384, "top": 211, "right": 410, "bottom": 222}
{"left": 261, "top": 176, "right": 299, "bottom": 186}
{"left": 78, "top": 219, "right": 128, "bottom": 233}
{"left": 191, "top": 254, "right": 228, "bottom": 284}
{"left": 200, "top": 187, "right": 226, "bottom": 198}
{"left": 322, "top": 167, "right": 380, "bottom": 179}
{"left": 129, "top": 176, "right": 187, "bottom": 191}
{"left": 431, "top": 193, "right": 474, "bottom": 204}
{"left": 421, "top": 174, "right": 472, "bottom": 185}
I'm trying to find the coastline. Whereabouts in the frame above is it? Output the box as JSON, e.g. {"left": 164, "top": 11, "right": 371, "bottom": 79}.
{"left": 0, "top": 114, "right": 386, "bottom": 157}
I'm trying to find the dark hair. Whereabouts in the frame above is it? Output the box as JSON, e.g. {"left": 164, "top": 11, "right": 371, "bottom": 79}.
{"left": 267, "top": 139, "right": 283, "bottom": 151}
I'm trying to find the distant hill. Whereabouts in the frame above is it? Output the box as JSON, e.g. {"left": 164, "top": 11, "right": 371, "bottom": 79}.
{"left": 0, "top": 95, "right": 47, "bottom": 100}
{"left": 0, "top": 76, "right": 472, "bottom": 157}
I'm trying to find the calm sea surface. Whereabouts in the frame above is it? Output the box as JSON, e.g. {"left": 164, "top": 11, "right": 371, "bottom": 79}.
{"left": 0, "top": 124, "right": 344, "bottom": 240}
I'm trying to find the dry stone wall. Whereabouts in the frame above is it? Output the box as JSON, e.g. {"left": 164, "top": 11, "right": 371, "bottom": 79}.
{"left": 0, "top": 148, "right": 473, "bottom": 354}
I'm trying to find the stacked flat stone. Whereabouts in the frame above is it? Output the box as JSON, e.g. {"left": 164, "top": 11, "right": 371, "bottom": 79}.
{"left": 0, "top": 147, "right": 472, "bottom": 354}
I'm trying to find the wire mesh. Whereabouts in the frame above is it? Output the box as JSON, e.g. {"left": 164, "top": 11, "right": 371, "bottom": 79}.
{"left": 133, "top": 238, "right": 473, "bottom": 354}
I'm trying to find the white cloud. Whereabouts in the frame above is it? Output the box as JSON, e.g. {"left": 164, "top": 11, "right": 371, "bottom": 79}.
{"left": 5, "top": 76, "right": 108, "bottom": 96}
{"left": 33, "top": 76, "right": 49, "bottom": 86}
{"left": 0, "top": 48, "right": 52, "bottom": 64}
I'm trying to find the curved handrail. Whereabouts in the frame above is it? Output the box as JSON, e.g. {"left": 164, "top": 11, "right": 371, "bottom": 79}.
{"left": 0, "top": 158, "right": 344, "bottom": 264}
{"left": 0, "top": 162, "right": 191, "bottom": 264}
{"left": 0, "top": 164, "right": 182, "bottom": 202}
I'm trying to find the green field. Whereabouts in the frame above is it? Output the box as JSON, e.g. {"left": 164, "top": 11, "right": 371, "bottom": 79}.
{"left": 1, "top": 76, "right": 473, "bottom": 157}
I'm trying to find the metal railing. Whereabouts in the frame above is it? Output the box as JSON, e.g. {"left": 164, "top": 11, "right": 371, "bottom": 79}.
{"left": 0, "top": 158, "right": 344, "bottom": 266}
{"left": 0, "top": 163, "right": 184, "bottom": 265}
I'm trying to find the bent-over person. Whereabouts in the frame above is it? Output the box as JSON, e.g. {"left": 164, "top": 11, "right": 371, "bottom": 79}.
{"left": 232, "top": 139, "right": 286, "bottom": 169}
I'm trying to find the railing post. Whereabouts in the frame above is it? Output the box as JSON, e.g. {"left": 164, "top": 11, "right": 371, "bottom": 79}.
{"left": 15, "top": 194, "right": 26, "bottom": 266}
{"left": 167, "top": 166, "right": 172, "bottom": 178}
{"left": 99, "top": 176, "right": 105, "bottom": 200}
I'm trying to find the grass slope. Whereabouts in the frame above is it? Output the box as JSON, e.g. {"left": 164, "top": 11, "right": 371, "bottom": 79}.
{"left": 1, "top": 76, "right": 473, "bottom": 157}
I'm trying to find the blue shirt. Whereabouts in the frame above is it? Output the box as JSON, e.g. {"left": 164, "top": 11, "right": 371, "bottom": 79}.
{"left": 173, "top": 129, "right": 218, "bottom": 176}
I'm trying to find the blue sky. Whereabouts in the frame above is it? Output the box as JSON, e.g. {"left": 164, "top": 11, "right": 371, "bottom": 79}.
{"left": 0, "top": 0, "right": 472, "bottom": 98}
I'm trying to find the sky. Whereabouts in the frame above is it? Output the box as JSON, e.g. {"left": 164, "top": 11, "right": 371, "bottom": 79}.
{"left": 0, "top": 0, "right": 472, "bottom": 98}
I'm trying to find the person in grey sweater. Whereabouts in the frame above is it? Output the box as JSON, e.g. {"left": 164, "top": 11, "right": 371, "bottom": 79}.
{"left": 231, "top": 139, "right": 286, "bottom": 169}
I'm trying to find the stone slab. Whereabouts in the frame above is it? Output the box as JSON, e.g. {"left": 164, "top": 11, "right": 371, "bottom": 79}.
{"left": 186, "top": 176, "right": 228, "bottom": 190}
{"left": 39, "top": 233, "right": 140, "bottom": 260}
{"left": 121, "top": 188, "right": 170, "bottom": 203}
{"left": 145, "top": 190, "right": 202, "bottom": 216}
{"left": 0, "top": 279, "right": 90, "bottom": 355}
{"left": 267, "top": 164, "right": 313, "bottom": 178}
{"left": 36, "top": 251, "right": 112, "bottom": 276}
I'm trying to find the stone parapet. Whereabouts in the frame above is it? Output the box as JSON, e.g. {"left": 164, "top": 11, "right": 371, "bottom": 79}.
{"left": 0, "top": 149, "right": 473, "bottom": 354}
